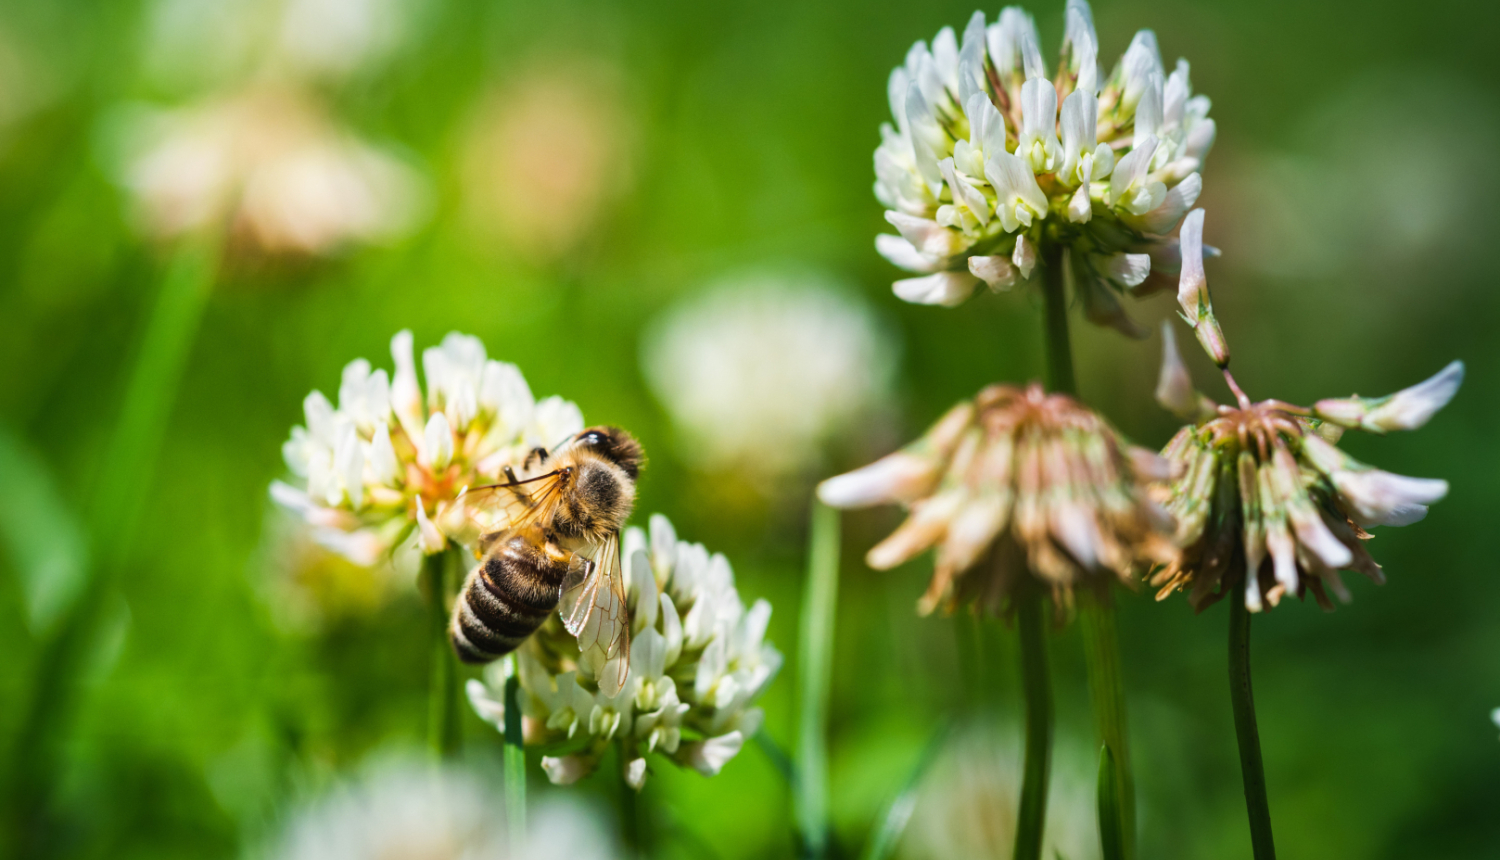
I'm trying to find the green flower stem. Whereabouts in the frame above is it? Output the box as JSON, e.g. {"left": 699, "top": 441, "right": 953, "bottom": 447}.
{"left": 1080, "top": 588, "right": 1136, "bottom": 859}
{"left": 1013, "top": 584, "right": 1054, "bottom": 860}
{"left": 1042, "top": 246, "right": 1137, "bottom": 859}
{"left": 5, "top": 233, "right": 220, "bottom": 858}
{"left": 797, "top": 501, "right": 841, "bottom": 859}
{"left": 621, "top": 774, "right": 653, "bottom": 860}
{"left": 1229, "top": 584, "right": 1277, "bottom": 860}
{"left": 1041, "top": 246, "right": 1077, "bottom": 397}
{"left": 423, "top": 549, "right": 462, "bottom": 758}
{"left": 503, "top": 653, "right": 527, "bottom": 853}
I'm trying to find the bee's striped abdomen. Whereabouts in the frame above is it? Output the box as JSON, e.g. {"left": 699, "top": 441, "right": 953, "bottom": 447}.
{"left": 450, "top": 535, "right": 568, "bottom": 665}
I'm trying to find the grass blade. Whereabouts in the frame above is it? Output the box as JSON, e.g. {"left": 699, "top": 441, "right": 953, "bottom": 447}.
{"left": 1097, "top": 743, "right": 1125, "bottom": 860}
{"left": 0, "top": 427, "right": 88, "bottom": 634}
{"left": 796, "top": 500, "right": 840, "bottom": 858}
{"left": 860, "top": 720, "right": 951, "bottom": 860}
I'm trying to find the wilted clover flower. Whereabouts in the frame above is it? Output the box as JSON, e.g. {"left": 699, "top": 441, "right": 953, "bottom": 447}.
{"left": 260, "top": 754, "right": 619, "bottom": 860}
{"left": 118, "top": 87, "right": 424, "bottom": 258}
{"left": 467, "top": 514, "right": 780, "bottom": 790}
{"left": 271, "top": 330, "right": 583, "bottom": 565}
{"left": 876, "top": 0, "right": 1211, "bottom": 332}
{"left": 1149, "top": 324, "right": 1463, "bottom": 612}
{"left": 818, "top": 383, "right": 1176, "bottom": 615}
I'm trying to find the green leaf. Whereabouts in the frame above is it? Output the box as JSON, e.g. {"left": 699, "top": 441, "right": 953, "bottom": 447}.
{"left": 1098, "top": 743, "right": 1125, "bottom": 860}
{"left": 860, "top": 720, "right": 951, "bottom": 860}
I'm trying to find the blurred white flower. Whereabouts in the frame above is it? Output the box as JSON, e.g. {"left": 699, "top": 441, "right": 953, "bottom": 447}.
{"left": 901, "top": 726, "right": 1099, "bottom": 860}
{"left": 874, "top": 0, "right": 1212, "bottom": 334}
{"left": 271, "top": 329, "right": 584, "bottom": 565}
{"left": 145, "top": 0, "right": 410, "bottom": 89}
{"left": 460, "top": 59, "right": 636, "bottom": 263}
{"left": 116, "top": 87, "right": 425, "bottom": 257}
{"left": 260, "top": 754, "right": 619, "bottom": 860}
{"left": 255, "top": 506, "right": 408, "bottom": 633}
{"left": 641, "top": 273, "right": 897, "bottom": 482}
{"left": 467, "top": 514, "right": 781, "bottom": 790}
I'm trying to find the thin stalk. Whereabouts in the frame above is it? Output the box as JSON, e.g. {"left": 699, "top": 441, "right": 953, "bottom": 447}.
{"left": 503, "top": 653, "right": 527, "bottom": 852}
{"left": 1229, "top": 585, "right": 1277, "bottom": 859}
{"left": 1013, "top": 585, "right": 1053, "bottom": 860}
{"left": 423, "top": 549, "right": 461, "bottom": 758}
{"left": 1040, "top": 245, "right": 1077, "bottom": 396}
{"left": 5, "top": 233, "right": 220, "bottom": 858}
{"left": 1041, "top": 247, "right": 1138, "bottom": 859}
{"left": 1079, "top": 588, "right": 1136, "bottom": 859}
{"left": 796, "top": 501, "right": 841, "bottom": 859}
{"left": 621, "top": 773, "right": 653, "bottom": 860}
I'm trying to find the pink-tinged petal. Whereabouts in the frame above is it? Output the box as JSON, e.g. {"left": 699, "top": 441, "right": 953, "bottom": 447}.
{"left": 1333, "top": 469, "right": 1448, "bottom": 527}
{"left": 1154, "top": 323, "right": 1198, "bottom": 417}
{"left": 1314, "top": 361, "right": 1464, "bottom": 433}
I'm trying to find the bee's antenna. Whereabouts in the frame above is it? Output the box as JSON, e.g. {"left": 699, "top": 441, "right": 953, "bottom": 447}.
{"left": 464, "top": 470, "right": 562, "bottom": 494}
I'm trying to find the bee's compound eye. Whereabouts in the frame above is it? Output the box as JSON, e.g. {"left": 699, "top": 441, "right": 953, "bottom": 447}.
{"left": 580, "top": 431, "right": 605, "bottom": 447}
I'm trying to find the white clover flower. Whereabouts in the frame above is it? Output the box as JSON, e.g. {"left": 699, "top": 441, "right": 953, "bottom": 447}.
{"left": 117, "top": 87, "right": 425, "bottom": 257}
{"left": 874, "top": 0, "right": 1212, "bottom": 334}
{"left": 459, "top": 58, "right": 636, "bottom": 264}
{"left": 259, "top": 754, "right": 619, "bottom": 860}
{"left": 641, "top": 273, "right": 897, "bottom": 483}
{"left": 271, "top": 329, "right": 584, "bottom": 565}
{"left": 466, "top": 514, "right": 781, "bottom": 790}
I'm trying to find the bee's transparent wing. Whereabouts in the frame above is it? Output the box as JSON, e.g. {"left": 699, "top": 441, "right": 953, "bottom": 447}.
{"left": 560, "top": 532, "right": 631, "bottom": 695}
{"left": 463, "top": 470, "right": 563, "bottom": 553}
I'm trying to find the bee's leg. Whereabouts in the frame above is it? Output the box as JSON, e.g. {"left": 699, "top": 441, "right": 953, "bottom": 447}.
{"left": 523, "top": 446, "right": 550, "bottom": 471}
{"left": 501, "top": 465, "right": 531, "bottom": 504}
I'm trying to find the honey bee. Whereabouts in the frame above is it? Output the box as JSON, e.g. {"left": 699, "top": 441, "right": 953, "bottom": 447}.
{"left": 448, "top": 426, "right": 643, "bottom": 692}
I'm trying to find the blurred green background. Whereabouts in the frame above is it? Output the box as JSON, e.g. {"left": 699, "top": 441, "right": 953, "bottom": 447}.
{"left": 1, "top": 0, "right": 1498, "bottom": 857}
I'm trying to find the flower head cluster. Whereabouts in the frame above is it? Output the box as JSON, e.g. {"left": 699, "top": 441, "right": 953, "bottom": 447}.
{"left": 819, "top": 383, "right": 1177, "bottom": 615}
{"left": 1150, "top": 326, "right": 1463, "bottom": 612}
{"left": 271, "top": 330, "right": 583, "bottom": 566}
{"left": 119, "top": 87, "right": 424, "bottom": 257}
{"left": 876, "top": 0, "right": 1212, "bottom": 331}
{"left": 260, "top": 754, "right": 619, "bottom": 860}
{"left": 467, "top": 515, "right": 780, "bottom": 790}
{"left": 641, "top": 273, "right": 897, "bottom": 483}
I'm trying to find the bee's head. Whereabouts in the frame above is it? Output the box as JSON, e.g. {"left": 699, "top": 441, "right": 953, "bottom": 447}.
{"left": 572, "top": 426, "right": 644, "bottom": 480}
